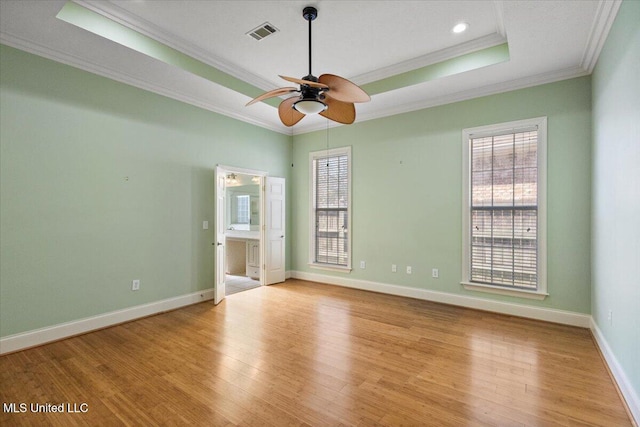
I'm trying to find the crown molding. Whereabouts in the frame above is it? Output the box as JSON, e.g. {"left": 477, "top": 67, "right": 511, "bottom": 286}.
{"left": 493, "top": 1, "right": 507, "bottom": 39}
{"left": 1, "top": 28, "right": 590, "bottom": 138}
{"left": 79, "top": 1, "right": 508, "bottom": 93}
{"left": 293, "top": 65, "right": 589, "bottom": 135}
{"left": 0, "top": 33, "right": 288, "bottom": 135}
{"left": 76, "top": 0, "right": 276, "bottom": 92}
{"left": 78, "top": 1, "right": 507, "bottom": 97}
{"left": 355, "top": 66, "right": 590, "bottom": 128}
{"left": 4, "top": 0, "right": 614, "bottom": 137}
{"left": 351, "top": 33, "right": 507, "bottom": 86}
{"left": 581, "top": 0, "right": 622, "bottom": 73}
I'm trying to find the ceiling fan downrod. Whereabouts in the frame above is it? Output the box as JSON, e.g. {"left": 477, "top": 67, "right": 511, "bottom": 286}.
{"left": 302, "top": 6, "right": 318, "bottom": 81}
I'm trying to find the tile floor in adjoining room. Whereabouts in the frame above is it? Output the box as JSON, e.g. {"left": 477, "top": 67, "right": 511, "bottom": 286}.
{"left": 225, "top": 274, "right": 261, "bottom": 295}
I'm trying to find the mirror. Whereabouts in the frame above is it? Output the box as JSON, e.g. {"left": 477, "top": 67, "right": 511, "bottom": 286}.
{"left": 226, "top": 177, "right": 260, "bottom": 231}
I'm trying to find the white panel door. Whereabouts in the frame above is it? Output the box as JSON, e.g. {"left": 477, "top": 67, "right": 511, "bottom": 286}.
{"left": 265, "top": 177, "right": 285, "bottom": 285}
{"left": 214, "top": 169, "right": 226, "bottom": 304}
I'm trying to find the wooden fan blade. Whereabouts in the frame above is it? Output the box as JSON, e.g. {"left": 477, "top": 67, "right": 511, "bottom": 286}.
{"left": 246, "top": 87, "right": 298, "bottom": 106}
{"left": 318, "top": 74, "right": 370, "bottom": 103}
{"left": 279, "top": 75, "right": 328, "bottom": 89}
{"left": 319, "top": 97, "right": 355, "bottom": 125}
{"left": 278, "top": 96, "right": 305, "bottom": 127}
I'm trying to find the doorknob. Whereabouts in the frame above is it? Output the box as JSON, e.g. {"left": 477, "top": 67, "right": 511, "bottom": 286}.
{"left": 280, "top": 235, "right": 284, "bottom": 238}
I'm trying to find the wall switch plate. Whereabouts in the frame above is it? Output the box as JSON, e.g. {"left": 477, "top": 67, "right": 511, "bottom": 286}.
{"left": 132, "top": 280, "right": 140, "bottom": 291}
{"left": 406, "top": 266, "right": 412, "bottom": 274}
{"left": 203, "top": 221, "right": 209, "bottom": 230}
{"left": 432, "top": 268, "right": 439, "bottom": 278}
{"left": 392, "top": 264, "right": 397, "bottom": 273}
{"left": 608, "top": 310, "right": 612, "bottom": 324}
{"left": 360, "top": 261, "right": 366, "bottom": 269}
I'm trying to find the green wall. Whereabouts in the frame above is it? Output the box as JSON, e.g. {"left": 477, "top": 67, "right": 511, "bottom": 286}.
{"left": 0, "top": 43, "right": 595, "bottom": 336}
{"left": 292, "top": 76, "right": 592, "bottom": 313}
{"left": 0, "top": 45, "right": 292, "bottom": 337}
{"left": 592, "top": 0, "right": 640, "bottom": 401}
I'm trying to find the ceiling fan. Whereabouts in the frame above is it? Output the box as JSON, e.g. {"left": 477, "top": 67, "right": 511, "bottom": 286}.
{"left": 246, "top": 6, "right": 370, "bottom": 127}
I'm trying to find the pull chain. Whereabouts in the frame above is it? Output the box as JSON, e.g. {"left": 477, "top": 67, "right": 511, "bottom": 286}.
{"left": 326, "top": 118, "right": 330, "bottom": 166}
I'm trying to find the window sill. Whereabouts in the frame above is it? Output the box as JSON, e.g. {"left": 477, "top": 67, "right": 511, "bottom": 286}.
{"left": 309, "top": 263, "right": 352, "bottom": 273}
{"left": 461, "top": 282, "right": 548, "bottom": 300}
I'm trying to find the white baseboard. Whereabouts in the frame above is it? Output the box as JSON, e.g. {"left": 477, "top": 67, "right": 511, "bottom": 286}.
{"left": 590, "top": 318, "right": 640, "bottom": 425}
{"left": 290, "top": 270, "right": 591, "bottom": 327}
{"left": 0, "top": 288, "right": 215, "bottom": 355}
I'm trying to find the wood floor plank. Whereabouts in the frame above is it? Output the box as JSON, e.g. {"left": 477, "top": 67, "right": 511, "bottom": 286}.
{"left": 0, "top": 279, "right": 633, "bottom": 426}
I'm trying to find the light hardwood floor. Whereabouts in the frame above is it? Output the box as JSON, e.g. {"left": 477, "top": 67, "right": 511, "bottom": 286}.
{"left": 0, "top": 279, "right": 633, "bottom": 426}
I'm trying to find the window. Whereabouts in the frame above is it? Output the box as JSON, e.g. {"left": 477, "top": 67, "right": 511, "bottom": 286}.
{"left": 236, "top": 195, "right": 250, "bottom": 224}
{"left": 309, "top": 147, "right": 352, "bottom": 270}
{"left": 462, "top": 117, "right": 547, "bottom": 299}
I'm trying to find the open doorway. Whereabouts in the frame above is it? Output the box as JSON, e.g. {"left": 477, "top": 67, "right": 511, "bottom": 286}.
{"left": 215, "top": 166, "right": 285, "bottom": 305}
{"left": 222, "top": 170, "right": 262, "bottom": 296}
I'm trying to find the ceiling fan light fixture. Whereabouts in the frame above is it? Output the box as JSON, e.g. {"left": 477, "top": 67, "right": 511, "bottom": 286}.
{"left": 293, "top": 99, "right": 327, "bottom": 115}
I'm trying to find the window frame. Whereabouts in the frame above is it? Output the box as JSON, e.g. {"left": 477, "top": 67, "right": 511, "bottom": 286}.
{"left": 461, "top": 117, "right": 548, "bottom": 300}
{"left": 309, "top": 146, "right": 352, "bottom": 272}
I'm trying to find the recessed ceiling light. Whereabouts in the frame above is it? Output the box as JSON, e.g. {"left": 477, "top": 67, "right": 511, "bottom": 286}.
{"left": 452, "top": 22, "right": 469, "bottom": 34}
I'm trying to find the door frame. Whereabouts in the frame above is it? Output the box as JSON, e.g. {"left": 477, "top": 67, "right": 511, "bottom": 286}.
{"left": 215, "top": 165, "right": 267, "bottom": 302}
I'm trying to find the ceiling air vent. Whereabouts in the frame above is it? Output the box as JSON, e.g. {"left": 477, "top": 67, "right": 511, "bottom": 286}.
{"left": 247, "top": 22, "right": 279, "bottom": 41}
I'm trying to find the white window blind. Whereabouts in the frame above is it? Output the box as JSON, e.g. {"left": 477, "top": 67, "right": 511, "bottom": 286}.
{"left": 470, "top": 129, "right": 539, "bottom": 290}
{"left": 310, "top": 147, "right": 351, "bottom": 270}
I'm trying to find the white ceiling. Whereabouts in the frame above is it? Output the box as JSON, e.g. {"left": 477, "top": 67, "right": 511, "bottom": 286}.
{"left": 0, "top": 0, "right": 621, "bottom": 134}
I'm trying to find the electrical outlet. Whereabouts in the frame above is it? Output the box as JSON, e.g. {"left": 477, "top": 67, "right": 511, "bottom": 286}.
{"left": 391, "top": 264, "right": 397, "bottom": 273}
{"left": 607, "top": 310, "right": 612, "bottom": 325}
{"left": 406, "top": 266, "right": 412, "bottom": 274}
{"left": 360, "top": 261, "right": 366, "bottom": 269}
{"left": 132, "top": 280, "right": 140, "bottom": 291}
{"left": 432, "top": 268, "right": 439, "bottom": 278}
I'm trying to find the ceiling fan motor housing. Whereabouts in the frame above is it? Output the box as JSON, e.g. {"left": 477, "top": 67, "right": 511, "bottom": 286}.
{"left": 300, "top": 84, "right": 322, "bottom": 101}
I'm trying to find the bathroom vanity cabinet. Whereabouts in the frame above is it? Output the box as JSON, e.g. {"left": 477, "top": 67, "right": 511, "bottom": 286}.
{"left": 246, "top": 239, "right": 260, "bottom": 279}
{"left": 226, "top": 231, "right": 260, "bottom": 280}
